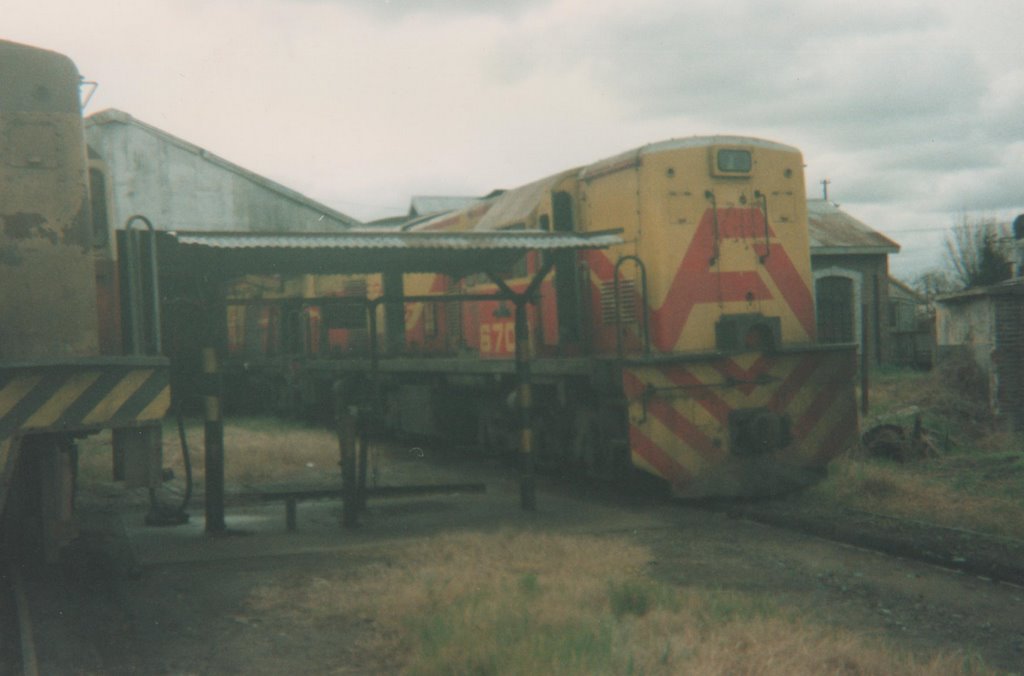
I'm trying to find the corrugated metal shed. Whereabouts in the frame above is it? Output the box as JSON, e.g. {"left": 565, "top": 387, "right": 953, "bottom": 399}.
{"left": 157, "top": 229, "right": 623, "bottom": 278}
{"left": 86, "top": 109, "right": 360, "bottom": 233}
{"left": 808, "top": 199, "right": 900, "bottom": 255}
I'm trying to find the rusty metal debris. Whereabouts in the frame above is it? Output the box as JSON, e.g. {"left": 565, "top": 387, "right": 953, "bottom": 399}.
{"left": 862, "top": 415, "right": 938, "bottom": 462}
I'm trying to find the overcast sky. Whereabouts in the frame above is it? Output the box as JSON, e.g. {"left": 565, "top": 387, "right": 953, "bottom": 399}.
{"left": 7, "top": 0, "right": 1023, "bottom": 279}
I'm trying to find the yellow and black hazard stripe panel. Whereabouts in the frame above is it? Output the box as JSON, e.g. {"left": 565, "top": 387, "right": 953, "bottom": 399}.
{"left": 0, "top": 358, "right": 169, "bottom": 441}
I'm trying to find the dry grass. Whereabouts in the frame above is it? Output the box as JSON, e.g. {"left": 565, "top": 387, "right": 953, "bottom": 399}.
{"left": 193, "top": 417, "right": 340, "bottom": 485}
{"left": 864, "top": 358, "right": 1002, "bottom": 454}
{"left": 247, "top": 531, "right": 990, "bottom": 675}
{"left": 803, "top": 362, "right": 1024, "bottom": 539}
{"left": 810, "top": 458, "right": 1024, "bottom": 539}
{"left": 76, "top": 417, "right": 342, "bottom": 489}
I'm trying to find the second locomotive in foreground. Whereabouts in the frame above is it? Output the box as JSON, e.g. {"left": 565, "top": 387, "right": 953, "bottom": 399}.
{"left": 226, "top": 137, "right": 859, "bottom": 497}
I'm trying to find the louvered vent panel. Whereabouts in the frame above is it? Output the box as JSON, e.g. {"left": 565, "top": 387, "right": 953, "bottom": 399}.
{"left": 600, "top": 279, "right": 637, "bottom": 324}
{"left": 344, "top": 278, "right": 368, "bottom": 296}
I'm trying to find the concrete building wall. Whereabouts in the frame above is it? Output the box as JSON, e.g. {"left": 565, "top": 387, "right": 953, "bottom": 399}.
{"left": 937, "top": 298, "right": 994, "bottom": 352}
{"left": 936, "top": 297, "right": 996, "bottom": 376}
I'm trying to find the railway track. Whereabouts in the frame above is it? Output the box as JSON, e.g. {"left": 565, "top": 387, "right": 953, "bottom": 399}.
{"left": 1, "top": 549, "right": 123, "bottom": 676}
{"left": 1, "top": 562, "right": 36, "bottom": 676}
{"left": 721, "top": 500, "right": 1024, "bottom": 588}
{"left": 543, "top": 471, "right": 1024, "bottom": 588}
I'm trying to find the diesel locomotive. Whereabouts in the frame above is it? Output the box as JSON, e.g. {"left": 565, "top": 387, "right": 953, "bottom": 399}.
{"left": 225, "top": 137, "right": 860, "bottom": 497}
{"left": 0, "top": 40, "right": 169, "bottom": 561}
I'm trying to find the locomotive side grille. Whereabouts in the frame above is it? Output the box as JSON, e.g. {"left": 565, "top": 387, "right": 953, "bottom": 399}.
{"left": 445, "top": 289, "right": 463, "bottom": 349}
{"left": 601, "top": 279, "right": 637, "bottom": 324}
{"left": 343, "top": 278, "right": 368, "bottom": 296}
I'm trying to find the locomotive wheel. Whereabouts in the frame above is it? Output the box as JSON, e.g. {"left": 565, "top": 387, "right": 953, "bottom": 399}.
{"left": 533, "top": 412, "right": 571, "bottom": 472}
{"left": 572, "top": 409, "right": 613, "bottom": 481}
{"left": 477, "top": 403, "right": 511, "bottom": 457}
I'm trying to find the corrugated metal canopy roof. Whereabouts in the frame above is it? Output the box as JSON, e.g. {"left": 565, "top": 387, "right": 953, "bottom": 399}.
{"left": 156, "top": 229, "right": 623, "bottom": 278}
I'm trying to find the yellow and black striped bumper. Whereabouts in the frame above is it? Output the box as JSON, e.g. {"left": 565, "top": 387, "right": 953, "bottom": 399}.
{"left": 0, "top": 356, "right": 170, "bottom": 516}
{"left": 0, "top": 357, "right": 170, "bottom": 440}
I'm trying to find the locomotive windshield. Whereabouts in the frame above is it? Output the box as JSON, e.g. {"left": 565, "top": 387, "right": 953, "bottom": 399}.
{"left": 716, "top": 148, "right": 752, "bottom": 173}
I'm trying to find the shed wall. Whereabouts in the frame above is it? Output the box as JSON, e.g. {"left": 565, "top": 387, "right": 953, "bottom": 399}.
{"left": 936, "top": 297, "right": 1000, "bottom": 421}
{"left": 86, "top": 121, "right": 351, "bottom": 239}
{"left": 995, "top": 296, "right": 1024, "bottom": 429}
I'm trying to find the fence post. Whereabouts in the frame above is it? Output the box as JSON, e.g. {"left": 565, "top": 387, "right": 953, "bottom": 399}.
{"left": 335, "top": 381, "right": 359, "bottom": 528}
{"left": 203, "top": 347, "right": 226, "bottom": 533}
{"left": 514, "top": 299, "right": 536, "bottom": 511}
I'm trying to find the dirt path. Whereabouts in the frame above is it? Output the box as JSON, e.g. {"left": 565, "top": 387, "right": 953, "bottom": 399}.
{"left": 23, "top": 449, "right": 1024, "bottom": 674}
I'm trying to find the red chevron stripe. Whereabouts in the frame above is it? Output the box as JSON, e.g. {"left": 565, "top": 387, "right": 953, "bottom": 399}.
{"left": 767, "top": 353, "right": 823, "bottom": 412}
{"left": 630, "top": 427, "right": 694, "bottom": 487}
{"left": 791, "top": 356, "right": 857, "bottom": 439}
{"left": 646, "top": 208, "right": 814, "bottom": 351}
{"left": 661, "top": 366, "right": 733, "bottom": 426}
{"left": 622, "top": 370, "right": 725, "bottom": 464}
{"left": 762, "top": 244, "right": 816, "bottom": 337}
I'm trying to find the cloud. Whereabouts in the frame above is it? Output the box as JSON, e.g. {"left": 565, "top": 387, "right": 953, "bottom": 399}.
{"left": 5, "top": 0, "right": 1021, "bottom": 276}
{"left": 285, "top": 0, "right": 547, "bottom": 19}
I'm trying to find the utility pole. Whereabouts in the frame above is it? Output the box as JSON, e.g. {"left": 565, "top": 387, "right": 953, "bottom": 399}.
{"left": 821, "top": 178, "right": 831, "bottom": 201}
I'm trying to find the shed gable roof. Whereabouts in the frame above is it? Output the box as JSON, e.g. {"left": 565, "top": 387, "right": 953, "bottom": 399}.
{"left": 808, "top": 199, "right": 899, "bottom": 255}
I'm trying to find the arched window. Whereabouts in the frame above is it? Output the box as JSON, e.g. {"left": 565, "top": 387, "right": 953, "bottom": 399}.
{"left": 815, "top": 275, "right": 855, "bottom": 343}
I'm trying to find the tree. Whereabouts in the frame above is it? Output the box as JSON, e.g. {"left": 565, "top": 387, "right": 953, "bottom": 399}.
{"left": 942, "top": 215, "right": 1013, "bottom": 290}
{"left": 911, "top": 269, "right": 957, "bottom": 298}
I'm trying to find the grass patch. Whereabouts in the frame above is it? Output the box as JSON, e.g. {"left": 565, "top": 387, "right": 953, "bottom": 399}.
{"left": 808, "top": 457, "right": 1024, "bottom": 538}
{"left": 247, "top": 531, "right": 991, "bottom": 674}
{"left": 76, "top": 416, "right": 341, "bottom": 488}
{"left": 803, "top": 362, "right": 1024, "bottom": 539}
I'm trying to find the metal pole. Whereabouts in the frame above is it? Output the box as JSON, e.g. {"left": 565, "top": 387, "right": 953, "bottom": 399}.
{"left": 514, "top": 298, "right": 536, "bottom": 511}
{"left": 356, "top": 408, "right": 369, "bottom": 511}
{"left": 124, "top": 215, "right": 162, "bottom": 354}
{"left": 203, "top": 347, "right": 226, "bottom": 533}
{"left": 861, "top": 303, "right": 870, "bottom": 416}
{"left": 335, "top": 381, "right": 359, "bottom": 528}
